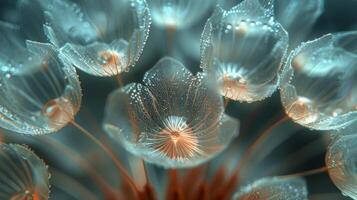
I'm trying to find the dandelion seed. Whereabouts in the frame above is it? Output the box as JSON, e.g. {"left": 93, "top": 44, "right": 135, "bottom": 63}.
{"left": 280, "top": 31, "right": 357, "bottom": 130}
{"left": 103, "top": 57, "right": 240, "bottom": 168}
{"left": 326, "top": 134, "right": 357, "bottom": 200}
{"left": 0, "top": 23, "right": 81, "bottom": 135}
{"left": 233, "top": 177, "right": 308, "bottom": 200}
{"left": 200, "top": 0, "right": 288, "bottom": 102}
{"left": 41, "top": 0, "right": 151, "bottom": 76}
{"left": 0, "top": 144, "right": 50, "bottom": 200}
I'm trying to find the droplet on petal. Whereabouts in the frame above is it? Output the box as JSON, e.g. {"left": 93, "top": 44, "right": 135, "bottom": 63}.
{"left": 0, "top": 144, "right": 50, "bottom": 200}
{"left": 149, "top": 0, "right": 215, "bottom": 29}
{"left": 0, "top": 24, "right": 81, "bottom": 135}
{"left": 200, "top": 0, "right": 288, "bottom": 102}
{"left": 41, "top": 0, "right": 151, "bottom": 76}
{"left": 103, "top": 57, "right": 240, "bottom": 168}
{"left": 233, "top": 177, "right": 308, "bottom": 200}
{"left": 326, "top": 134, "right": 357, "bottom": 199}
{"left": 280, "top": 32, "right": 357, "bottom": 130}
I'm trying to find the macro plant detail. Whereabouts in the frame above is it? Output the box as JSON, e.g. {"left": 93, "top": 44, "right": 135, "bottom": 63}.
{"left": 103, "top": 57, "right": 239, "bottom": 168}
{"left": 0, "top": 22, "right": 81, "bottom": 135}
{"left": 326, "top": 134, "right": 357, "bottom": 200}
{"left": 232, "top": 177, "right": 308, "bottom": 200}
{"left": 41, "top": 0, "right": 151, "bottom": 77}
{"left": 0, "top": 0, "right": 356, "bottom": 199}
{"left": 280, "top": 32, "right": 357, "bottom": 130}
{"left": 200, "top": 0, "right": 288, "bottom": 102}
{"left": 0, "top": 144, "right": 50, "bottom": 200}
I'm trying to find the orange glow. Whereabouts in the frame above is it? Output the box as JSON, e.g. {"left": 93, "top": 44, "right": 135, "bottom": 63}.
{"left": 42, "top": 98, "right": 74, "bottom": 130}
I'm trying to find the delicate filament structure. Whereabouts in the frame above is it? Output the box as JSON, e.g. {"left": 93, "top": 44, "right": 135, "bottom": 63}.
{"left": 286, "top": 96, "right": 318, "bottom": 124}
{"left": 42, "top": 97, "right": 74, "bottom": 130}
{"left": 97, "top": 50, "right": 125, "bottom": 75}
{"left": 220, "top": 74, "right": 249, "bottom": 101}
{"left": 10, "top": 190, "right": 40, "bottom": 200}
{"left": 152, "top": 116, "right": 201, "bottom": 161}
{"left": 217, "top": 63, "right": 252, "bottom": 102}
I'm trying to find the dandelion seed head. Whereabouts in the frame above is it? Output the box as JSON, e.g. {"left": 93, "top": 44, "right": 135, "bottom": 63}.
{"left": 326, "top": 134, "right": 357, "bottom": 199}
{"left": 0, "top": 144, "right": 50, "bottom": 200}
{"left": 43, "top": 0, "right": 151, "bottom": 77}
{"left": 104, "top": 57, "right": 239, "bottom": 168}
{"left": 0, "top": 37, "right": 81, "bottom": 135}
{"left": 200, "top": 0, "right": 288, "bottom": 102}
{"left": 280, "top": 32, "right": 357, "bottom": 130}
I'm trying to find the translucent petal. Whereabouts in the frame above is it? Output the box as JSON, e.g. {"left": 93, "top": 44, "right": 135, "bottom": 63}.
{"left": 0, "top": 24, "right": 81, "bottom": 135}
{"left": 103, "top": 57, "right": 239, "bottom": 168}
{"left": 200, "top": 0, "right": 288, "bottom": 102}
{"left": 275, "top": 0, "right": 324, "bottom": 47}
{"left": 41, "top": 0, "right": 151, "bottom": 76}
{"left": 0, "top": 144, "right": 50, "bottom": 200}
{"left": 149, "top": 0, "right": 215, "bottom": 29}
{"left": 280, "top": 32, "right": 357, "bottom": 130}
{"left": 334, "top": 121, "right": 357, "bottom": 137}
{"left": 233, "top": 177, "right": 308, "bottom": 200}
{"left": 326, "top": 134, "right": 357, "bottom": 199}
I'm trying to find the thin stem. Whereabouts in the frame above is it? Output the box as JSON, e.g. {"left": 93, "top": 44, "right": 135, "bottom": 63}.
{"left": 142, "top": 160, "right": 149, "bottom": 184}
{"left": 115, "top": 71, "right": 124, "bottom": 88}
{"left": 70, "top": 120, "right": 140, "bottom": 195}
{"left": 223, "top": 97, "right": 230, "bottom": 109}
{"left": 234, "top": 115, "right": 289, "bottom": 176}
{"left": 39, "top": 135, "right": 114, "bottom": 198}
{"left": 276, "top": 166, "right": 328, "bottom": 178}
{"left": 0, "top": 129, "right": 4, "bottom": 144}
{"left": 266, "top": 138, "right": 324, "bottom": 175}
{"left": 166, "top": 26, "right": 176, "bottom": 55}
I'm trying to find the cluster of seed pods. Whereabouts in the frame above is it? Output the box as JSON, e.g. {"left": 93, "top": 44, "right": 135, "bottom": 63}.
{"left": 0, "top": 0, "right": 356, "bottom": 199}
{"left": 103, "top": 57, "right": 240, "bottom": 168}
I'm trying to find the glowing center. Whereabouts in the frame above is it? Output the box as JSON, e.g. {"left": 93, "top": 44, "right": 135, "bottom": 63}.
{"left": 220, "top": 74, "right": 251, "bottom": 101}
{"left": 10, "top": 190, "right": 40, "bottom": 200}
{"left": 286, "top": 96, "right": 318, "bottom": 125}
{"left": 97, "top": 50, "right": 125, "bottom": 76}
{"left": 42, "top": 97, "right": 74, "bottom": 130}
{"left": 153, "top": 116, "right": 201, "bottom": 161}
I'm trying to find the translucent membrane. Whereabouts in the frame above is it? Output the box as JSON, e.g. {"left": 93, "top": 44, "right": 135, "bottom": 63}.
{"left": 326, "top": 134, "right": 357, "bottom": 199}
{"left": 42, "top": 0, "right": 151, "bottom": 77}
{"left": 149, "top": 0, "right": 215, "bottom": 29}
{"left": 233, "top": 177, "right": 308, "bottom": 200}
{"left": 200, "top": 0, "right": 288, "bottom": 102}
{"left": 275, "top": 0, "right": 324, "bottom": 47}
{"left": 0, "top": 144, "right": 50, "bottom": 200}
{"left": 0, "top": 23, "right": 81, "bottom": 135}
{"left": 103, "top": 57, "right": 239, "bottom": 168}
{"left": 280, "top": 32, "right": 357, "bottom": 130}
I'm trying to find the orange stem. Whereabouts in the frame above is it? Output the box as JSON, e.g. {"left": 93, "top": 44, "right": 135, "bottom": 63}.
{"left": 70, "top": 120, "right": 140, "bottom": 196}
